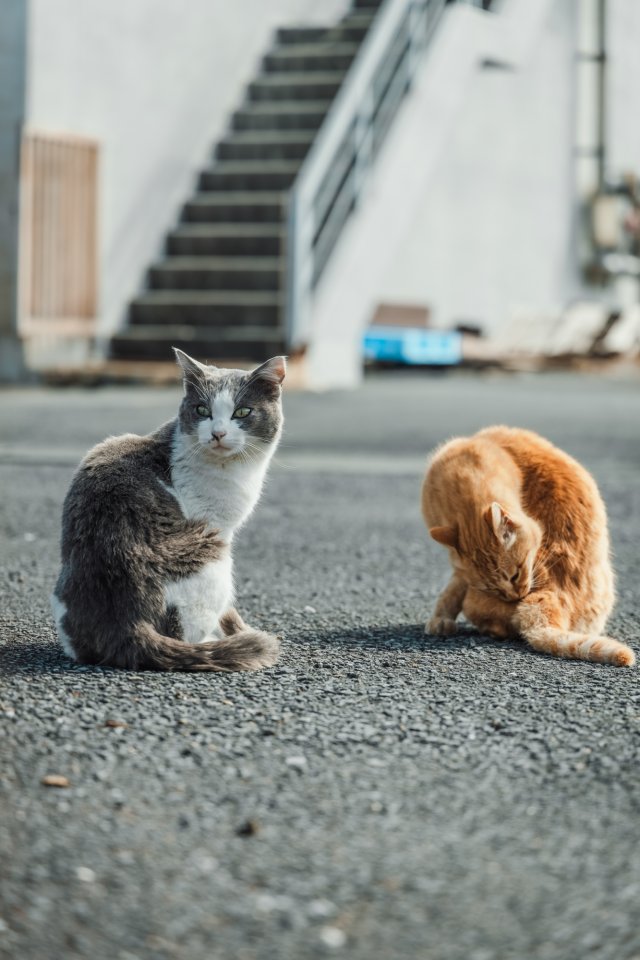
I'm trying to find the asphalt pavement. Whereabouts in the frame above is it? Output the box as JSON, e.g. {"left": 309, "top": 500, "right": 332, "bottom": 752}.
{"left": 1, "top": 370, "right": 639, "bottom": 960}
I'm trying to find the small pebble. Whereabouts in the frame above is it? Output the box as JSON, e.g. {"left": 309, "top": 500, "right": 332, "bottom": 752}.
{"left": 307, "top": 899, "right": 335, "bottom": 919}
{"left": 193, "top": 855, "right": 218, "bottom": 875}
{"left": 285, "top": 755, "right": 307, "bottom": 769}
{"left": 319, "top": 926, "right": 346, "bottom": 949}
{"left": 41, "top": 774, "right": 70, "bottom": 788}
{"left": 236, "top": 819, "right": 259, "bottom": 838}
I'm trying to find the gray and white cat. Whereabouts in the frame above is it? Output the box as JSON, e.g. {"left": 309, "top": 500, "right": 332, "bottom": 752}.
{"left": 51, "top": 348, "right": 285, "bottom": 671}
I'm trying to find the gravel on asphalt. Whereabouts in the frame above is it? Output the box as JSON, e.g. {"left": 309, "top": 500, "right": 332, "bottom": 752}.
{"left": 1, "top": 371, "right": 639, "bottom": 960}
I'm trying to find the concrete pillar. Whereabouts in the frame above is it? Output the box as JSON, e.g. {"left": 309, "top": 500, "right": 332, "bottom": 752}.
{"left": 0, "top": 0, "right": 27, "bottom": 381}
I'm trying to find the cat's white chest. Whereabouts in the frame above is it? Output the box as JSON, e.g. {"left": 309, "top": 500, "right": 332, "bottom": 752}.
{"left": 162, "top": 439, "right": 271, "bottom": 643}
{"left": 170, "top": 460, "right": 266, "bottom": 542}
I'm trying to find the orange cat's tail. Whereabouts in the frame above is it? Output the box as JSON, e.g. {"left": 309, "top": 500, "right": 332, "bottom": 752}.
{"left": 524, "top": 627, "right": 635, "bottom": 667}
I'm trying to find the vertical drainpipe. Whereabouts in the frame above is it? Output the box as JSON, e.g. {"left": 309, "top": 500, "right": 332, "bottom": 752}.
{"left": 575, "top": 0, "right": 606, "bottom": 194}
{"left": 576, "top": 0, "right": 639, "bottom": 308}
{"left": 594, "top": 0, "right": 606, "bottom": 191}
{"left": 575, "top": 0, "right": 606, "bottom": 277}
{"left": 0, "top": 0, "right": 28, "bottom": 380}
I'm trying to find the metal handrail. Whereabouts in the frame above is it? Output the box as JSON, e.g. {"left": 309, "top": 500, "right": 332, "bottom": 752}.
{"left": 285, "top": 0, "right": 447, "bottom": 349}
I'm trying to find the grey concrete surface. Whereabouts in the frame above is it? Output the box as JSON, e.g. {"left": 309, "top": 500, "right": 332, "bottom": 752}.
{"left": 1, "top": 371, "right": 639, "bottom": 960}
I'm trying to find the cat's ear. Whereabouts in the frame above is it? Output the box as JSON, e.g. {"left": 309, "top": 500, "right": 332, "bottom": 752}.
{"left": 485, "top": 502, "right": 518, "bottom": 549}
{"left": 251, "top": 356, "right": 287, "bottom": 386}
{"left": 173, "top": 348, "right": 210, "bottom": 391}
{"left": 430, "top": 525, "right": 459, "bottom": 550}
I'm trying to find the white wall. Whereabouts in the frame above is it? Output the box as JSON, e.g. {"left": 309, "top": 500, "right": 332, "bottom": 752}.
{"left": 25, "top": 0, "right": 350, "bottom": 341}
{"left": 306, "top": 0, "right": 640, "bottom": 389}
{"left": 379, "top": 0, "right": 578, "bottom": 332}
{"left": 607, "top": 0, "right": 640, "bottom": 179}
{"left": 308, "top": 0, "right": 565, "bottom": 388}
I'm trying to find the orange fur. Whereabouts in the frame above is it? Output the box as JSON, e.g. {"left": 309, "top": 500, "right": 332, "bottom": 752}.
{"left": 421, "top": 426, "right": 634, "bottom": 667}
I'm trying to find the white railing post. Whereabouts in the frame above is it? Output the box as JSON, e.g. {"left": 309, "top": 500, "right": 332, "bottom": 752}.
{"left": 286, "top": 186, "right": 314, "bottom": 350}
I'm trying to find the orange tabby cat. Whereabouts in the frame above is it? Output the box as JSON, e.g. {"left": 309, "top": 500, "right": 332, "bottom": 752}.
{"left": 421, "top": 426, "right": 634, "bottom": 667}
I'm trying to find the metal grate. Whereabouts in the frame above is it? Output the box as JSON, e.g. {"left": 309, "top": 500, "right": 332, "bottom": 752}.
{"left": 19, "top": 132, "right": 99, "bottom": 335}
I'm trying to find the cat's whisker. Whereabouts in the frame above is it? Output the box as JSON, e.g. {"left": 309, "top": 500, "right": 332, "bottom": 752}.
{"left": 242, "top": 438, "right": 271, "bottom": 458}
{"left": 533, "top": 546, "right": 554, "bottom": 568}
{"left": 182, "top": 375, "right": 211, "bottom": 407}
{"left": 543, "top": 556, "right": 564, "bottom": 575}
{"left": 176, "top": 439, "right": 204, "bottom": 471}
{"left": 236, "top": 442, "right": 260, "bottom": 461}
{"left": 266, "top": 458, "right": 298, "bottom": 470}
{"left": 236, "top": 448, "right": 258, "bottom": 466}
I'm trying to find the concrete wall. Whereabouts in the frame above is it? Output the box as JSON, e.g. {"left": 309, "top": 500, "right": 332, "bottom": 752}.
{"left": 25, "top": 0, "right": 350, "bottom": 343}
{"left": 0, "top": 0, "right": 27, "bottom": 380}
{"left": 379, "top": 0, "right": 579, "bottom": 333}
{"left": 607, "top": 0, "right": 640, "bottom": 178}
{"left": 307, "top": 0, "right": 640, "bottom": 388}
{"left": 308, "top": 0, "right": 562, "bottom": 387}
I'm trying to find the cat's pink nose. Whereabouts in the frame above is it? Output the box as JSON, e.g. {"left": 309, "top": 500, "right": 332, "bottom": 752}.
{"left": 212, "top": 430, "right": 227, "bottom": 442}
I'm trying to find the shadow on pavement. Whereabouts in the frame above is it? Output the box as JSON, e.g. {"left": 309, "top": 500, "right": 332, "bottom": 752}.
{"left": 0, "top": 625, "right": 525, "bottom": 675}
{"left": 295, "top": 623, "right": 523, "bottom": 656}
{"left": 0, "top": 639, "right": 74, "bottom": 675}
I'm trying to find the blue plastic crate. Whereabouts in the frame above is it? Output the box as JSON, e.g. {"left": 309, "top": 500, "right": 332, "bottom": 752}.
{"left": 363, "top": 326, "right": 463, "bottom": 366}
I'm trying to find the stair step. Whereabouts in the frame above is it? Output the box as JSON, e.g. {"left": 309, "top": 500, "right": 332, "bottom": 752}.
{"left": 167, "top": 224, "right": 284, "bottom": 256}
{"left": 130, "top": 291, "right": 283, "bottom": 327}
{"left": 248, "top": 73, "right": 344, "bottom": 102}
{"left": 199, "top": 161, "right": 299, "bottom": 191}
{"left": 111, "top": 324, "right": 286, "bottom": 363}
{"left": 216, "top": 131, "right": 314, "bottom": 161}
{"left": 232, "top": 101, "right": 332, "bottom": 132}
{"left": 277, "top": 14, "right": 374, "bottom": 45}
{"left": 276, "top": 26, "right": 334, "bottom": 45}
{"left": 115, "top": 4, "right": 378, "bottom": 365}
{"left": 182, "top": 192, "right": 286, "bottom": 224}
{"left": 263, "top": 43, "right": 358, "bottom": 73}
{"left": 149, "top": 257, "right": 282, "bottom": 292}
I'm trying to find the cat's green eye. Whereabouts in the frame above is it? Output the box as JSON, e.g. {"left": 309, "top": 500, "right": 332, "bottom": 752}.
{"left": 195, "top": 404, "right": 210, "bottom": 418}
{"left": 232, "top": 407, "right": 252, "bottom": 419}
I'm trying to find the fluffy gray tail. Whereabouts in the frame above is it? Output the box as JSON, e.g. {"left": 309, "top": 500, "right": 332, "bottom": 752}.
{"left": 99, "top": 622, "right": 280, "bottom": 672}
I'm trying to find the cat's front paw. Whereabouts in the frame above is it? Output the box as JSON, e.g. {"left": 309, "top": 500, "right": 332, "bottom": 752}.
{"left": 194, "top": 524, "right": 225, "bottom": 560}
{"left": 426, "top": 616, "right": 459, "bottom": 637}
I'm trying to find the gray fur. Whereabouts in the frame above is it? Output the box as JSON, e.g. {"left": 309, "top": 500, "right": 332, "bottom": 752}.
{"left": 52, "top": 351, "right": 285, "bottom": 672}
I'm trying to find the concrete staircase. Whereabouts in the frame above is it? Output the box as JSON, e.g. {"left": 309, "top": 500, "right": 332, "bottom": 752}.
{"left": 111, "top": 1, "right": 383, "bottom": 364}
